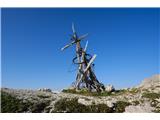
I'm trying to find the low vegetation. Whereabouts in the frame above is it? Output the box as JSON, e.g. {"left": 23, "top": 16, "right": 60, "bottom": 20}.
{"left": 53, "top": 98, "right": 112, "bottom": 113}
{"left": 151, "top": 99, "right": 160, "bottom": 113}
{"left": 53, "top": 98, "right": 130, "bottom": 113}
{"left": 37, "top": 94, "right": 51, "bottom": 99}
{"left": 1, "top": 91, "right": 30, "bottom": 113}
{"left": 62, "top": 88, "right": 140, "bottom": 97}
{"left": 142, "top": 92, "right": 160, "bottom": 100}
{"left": 129, "top": 88, "right": 139, "bottom": 94}
{"left": 114, "top": 101, "right": 131, "bottom": 113}
{"left": 62, "top": 88, "right": 117, "bottom": 96}
{"left": 141, "top": 92, "right": 160, "bottom": 113}
{"left": 132, "top": 100, "right": 140, "bottom": 106}
{"left": 1, "top": 91, "right": 50, "bottom": 113}
{"left": 1, "top": 87, "right": 159, "bottom": 113}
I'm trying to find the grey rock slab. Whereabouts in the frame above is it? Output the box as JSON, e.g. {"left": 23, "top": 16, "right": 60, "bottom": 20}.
{"left": 125, "top": 102, "right": 154, "bottom": 113}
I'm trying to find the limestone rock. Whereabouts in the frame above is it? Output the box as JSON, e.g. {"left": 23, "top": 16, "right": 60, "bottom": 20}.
{"left": 124, "top": 102, "right": 154, "bottom": 113}
{"left": 106, "top": 101, "right": 115, "bottom": 108}
{"left": 138, "top": 74, "right": 160, "bottom": 89}
{"left": 105, "top": 84, "right": 115, "bottom": 92}
{"left": 78, "top": 98, "right": 93, "bottom": 106}
{"left": 1, "top": 74, "right": 160, "bottom": 113}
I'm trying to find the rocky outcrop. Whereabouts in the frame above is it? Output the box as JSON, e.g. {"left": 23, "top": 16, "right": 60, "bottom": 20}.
{"left": 125, "top": 102, "right": 154, "bottom": 113}
{"left": 138, "top": 74, "right": 160, "bottom": 90}
{"left": 1, "top": 74, "right": 160, "bottom": 113}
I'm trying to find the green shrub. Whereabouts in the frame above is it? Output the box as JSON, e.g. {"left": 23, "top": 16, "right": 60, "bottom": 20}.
{"left": 153, "top": 106, "right": 160, "bottom": 113}
{"left": 79, "top": 88, "right": 89, "bottom": 93}
{"left": 62, "top": 89, "right": 76, "bottom": 94}
{"left": 132, "top": 100, "right": 140, "bottom": 106}
{"left": 150, "top": 100, "right": 159, "bottom": 107}
{"left": 37, "top": 94, "right": 50, "bottom": 99}
{"left": 89, "top": 104, "right": 113, "bottom": 113}
{"left": 53, "top": 98, "right": 113, "bottom": 113}
{"left": 142, "top": 92, "right": 160, "bottom": 100}
{"left": 53, "top": 98, "right": 131, "bottom": 113}
{"left": 114, "top": 101, "right": 131, "bottom": 113}
{"left": 94, "top": 92, "right": 112, "bottom": 96}
{"left": 129, "top": 88, "right": 139, "bottom": 94}
{"left": 30, "top": 101, "right": 50, "bottom": 113}
{"left": 1, "top": 91, "right": 31, "bottom": 113}
{"left": 1, "top": 91, "right": 50, "bottom": 113}
{"left": 151, "top": 99, "right": 160, "bottom": 113}
{"left": 62, "top": 88, "right": 140, "bottom": 97}
{"left": 114, "top": 89, "right": 128, "bottom": 95}
{"left": 53, "top": 98, "right": 90, "bottom": 113}
{"left": 62, "top": 88, "right": 112, "bottom": 97}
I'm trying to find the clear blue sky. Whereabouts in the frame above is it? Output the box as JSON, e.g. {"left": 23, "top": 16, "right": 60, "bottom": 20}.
{"left": 2, "top": 8, "right": 159, "bottom": 90}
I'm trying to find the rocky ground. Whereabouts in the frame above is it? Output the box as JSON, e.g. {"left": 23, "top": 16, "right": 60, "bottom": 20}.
{"left": 1, "top": 74, "right": 160, "bottom": 113}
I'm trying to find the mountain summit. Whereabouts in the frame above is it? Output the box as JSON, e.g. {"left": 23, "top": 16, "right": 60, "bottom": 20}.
{"left": 1, "top": 74, "right": 160, "bottom": 113}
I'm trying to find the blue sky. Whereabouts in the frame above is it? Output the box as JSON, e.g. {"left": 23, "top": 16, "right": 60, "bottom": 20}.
{"left": 2, "top": 8, "right": 159, "bottom": 90}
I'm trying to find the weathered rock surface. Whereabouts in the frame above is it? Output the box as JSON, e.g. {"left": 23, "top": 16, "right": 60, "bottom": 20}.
{"left": 125, "top": 102, "right": 154, "bottom": 113}
{"left": 105, "top": 84, "right": 115, "bottom": 92}
{"left": 138, "top": 74, "right": 160, "bottom": 90}
{"left": 78, "top": 98, "right": 93, "bottom": 106}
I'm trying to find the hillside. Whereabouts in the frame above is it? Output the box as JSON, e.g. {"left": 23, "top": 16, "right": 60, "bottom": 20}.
{"left": 1, "top": 75, "right": 160, "bottom": 113}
